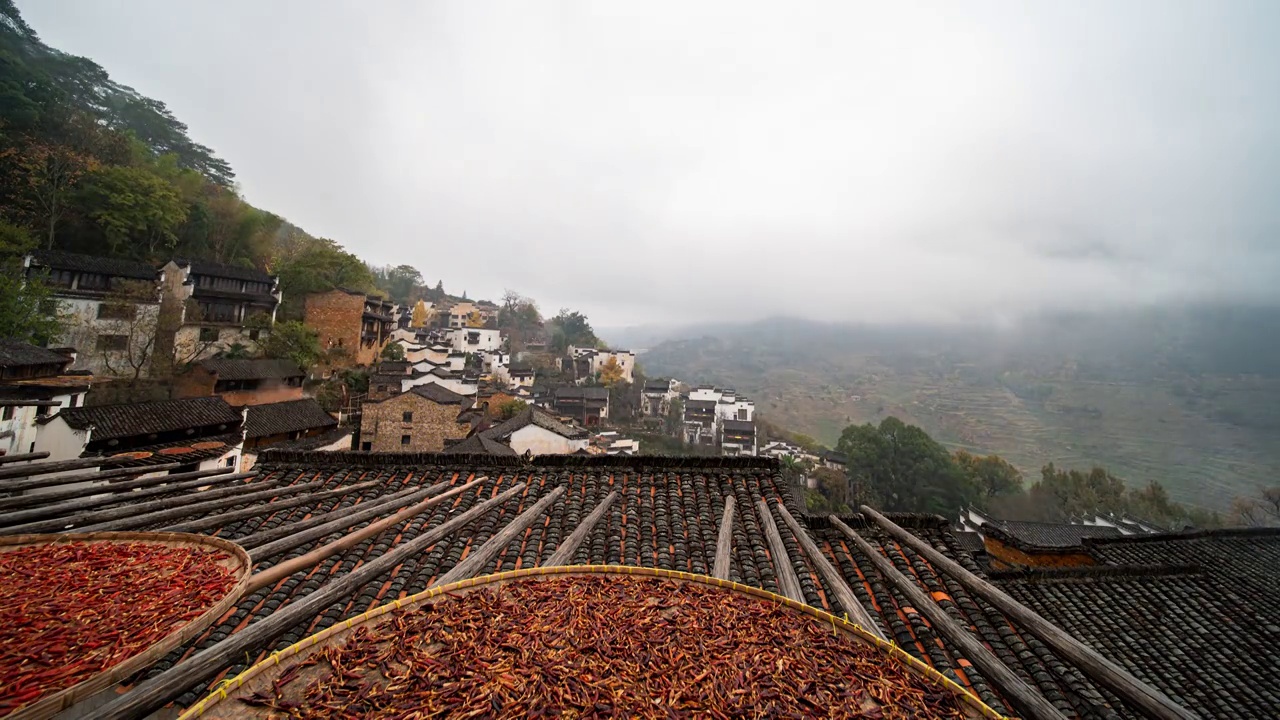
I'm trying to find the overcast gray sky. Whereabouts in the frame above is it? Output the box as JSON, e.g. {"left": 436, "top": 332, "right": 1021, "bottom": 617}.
{"left": 22, "top": 1, "right": 1280, "bottom": 327}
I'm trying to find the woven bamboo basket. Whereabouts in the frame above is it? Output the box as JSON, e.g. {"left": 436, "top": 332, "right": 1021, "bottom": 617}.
{"left": 0, "top": 531, "right": 252, "bottom": 720}
{"left": 182, "top": 565, "right": 1004, "bottom": 719}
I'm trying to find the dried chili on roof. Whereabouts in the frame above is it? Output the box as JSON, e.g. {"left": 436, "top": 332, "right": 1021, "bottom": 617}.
{"left": 249, "top": 575, "right": 973, "bottom": 719}
{"left": 0, "top": 541, "right": 237, "bottom": 715}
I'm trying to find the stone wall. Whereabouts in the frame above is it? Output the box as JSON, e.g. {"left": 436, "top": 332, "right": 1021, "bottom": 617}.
{"left": 358, "top": 392, "right": 470, "bottom": 452}
{"left": 305, "top": 290, "right": 366, "bottom": 368}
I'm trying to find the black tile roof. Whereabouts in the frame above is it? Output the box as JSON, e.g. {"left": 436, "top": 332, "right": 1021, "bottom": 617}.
{"left": 409, "top": 384, "right": 472, "bottom": 405}
{"left": 197, "top": 358, "right": 304, "bottom": 381}
{"left": 0, "top": 340, "right": 70, "bottom": 369}
{"left": 244, "top": 399, "right": 337, "bottom": 439}
{"left": 264, "top": 426, "right": 353, "bottom": 452}
{"left": 721, "top": 419, "right": 756, "bottom": 432}
{"left": 441, "top": 434, "right": 518, "bottom": 456}
{"left": 554, "top": 386, "right": 609, "bottom": 400}
{"left": 482, "top": 407, "right": 587, "bottom": 441}
{"left": 992, "top": 519, "right": 1123, "bottom": 548}
{"left": 643, "top": 379, "right": 671, "bottom": 392}
{"left": 180, "top": 259, "right": 273, "bottom": 282}
{"left": 374, "top": 360, "right": 411, "bottom": 375}
{"left": 29, "top": 250, "right": 157, "bottom": 280}
{"left": 953, "top": 531, "right": 987, "bottom": 553}
{"left": 54, "top": 397, "right": 243, "bottom": 441}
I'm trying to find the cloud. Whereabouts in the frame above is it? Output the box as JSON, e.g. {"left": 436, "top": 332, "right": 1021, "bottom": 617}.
{"left": 22, "top": 0, "right": 1280, "bottom": 326}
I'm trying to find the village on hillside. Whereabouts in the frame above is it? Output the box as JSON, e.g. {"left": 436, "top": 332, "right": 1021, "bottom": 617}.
{"left": 2, "top": 249, "right": 860, "bottom": 473}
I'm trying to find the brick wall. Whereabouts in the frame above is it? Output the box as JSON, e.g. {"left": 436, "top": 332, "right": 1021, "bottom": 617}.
{"left": 305, "top": 290, "right": 365, "bottom": 368}
{"left": 358, "top": 392, "right": 470, "bottom": 452}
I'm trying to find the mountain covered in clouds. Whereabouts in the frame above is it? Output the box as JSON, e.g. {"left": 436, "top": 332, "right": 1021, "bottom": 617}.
{"left": 634, "top": 305, "right": 1280, "bottom": 512}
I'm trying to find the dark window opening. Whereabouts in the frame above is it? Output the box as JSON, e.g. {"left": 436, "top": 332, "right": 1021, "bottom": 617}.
{"left": 400, "top": 434, "right": 411, "bottom": 445}
{"left": 2, "top": 406, "right": 13, "bottom": 420}
{"left": 402, "top": 411, "right": 413, "bottom": 422}
{"left": 96, "top": 335, "right": 129, "bottom": 352}
{"left": 97, "top": 303, "right": 137, "bottom": 320}
{"left": 248, "top": 329, "right": 261, "bottom": 341}
{"left": 361, "top": 441, "right": 372, "bottom": 451}
{"left": 199, "top": 327, "right": 219, "bottom": 342}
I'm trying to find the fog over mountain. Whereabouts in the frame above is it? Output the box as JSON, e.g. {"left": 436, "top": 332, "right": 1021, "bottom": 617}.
{"left": 24, "top": 1, "right": 1280, "bottom": 327}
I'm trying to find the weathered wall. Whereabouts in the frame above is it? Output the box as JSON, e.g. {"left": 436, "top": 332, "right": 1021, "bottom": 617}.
{"left": 358, "top": 393, "right": 469, "bottom": 452}
{"left": 305, "top": 290, "right": 366, "bottom": 368}
{"left": 508, "top": 425, "right": 587, "bottom": 455}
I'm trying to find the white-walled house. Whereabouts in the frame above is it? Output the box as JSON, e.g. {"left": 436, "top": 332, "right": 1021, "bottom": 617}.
{"left": 159, "top": 260, "right": 281, "bottom": 364}
{"left": 448, "top": 327, "right": 502, "bottom": 353}
{"left": 34, "top": 396, "right": 245, "bottom": 480}
{"left": 480, "top": 407, "right": 588, "bottom": 455}
{"left": 566, "top": 346, "right": 636, "bottom": 385}
{"left": 0, "top": 341, "right": 89, "bottom": 457}
{"left": 641, "top": 378, "right": 680, "bottom": 417}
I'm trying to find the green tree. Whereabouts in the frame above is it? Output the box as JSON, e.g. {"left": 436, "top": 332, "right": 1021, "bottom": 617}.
{"left": 0, "top": 270, "right": 63, "bottom": 345}
{"left": 954, "top": 450, "right": 1024, "bottom": 507}
{"left": 548, "top": 309, "right": 598, "bottom": 352}
{"left": 372, "top": 264, "right": 423, "bottom": 304}
{"left": 261, "top": 320, "right": 321, "bottom": 370}
{"left": 219, "top": 342, "right": 251, "bottom": 360}
{"left": 1029, "top": 464, "right": 1128, "bottom": 520}
{"left": 497, "top": 398, "right": 528, "bottom": 420}
{"left": 272, "top": 236, "right": 378, "bottom": 319}
{"left": 836, "top": 416, "right": 976, "bottom": 513}
{"left": 380, "top": 340, "right": 405, "bottom": 361}
{"left": 75, "top": 165, "right": 187, "bottom": 258}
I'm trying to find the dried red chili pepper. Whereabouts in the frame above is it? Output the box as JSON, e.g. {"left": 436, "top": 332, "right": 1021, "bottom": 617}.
{"left": 0, "top": 541, "right": 237, "bottom": 715}
{"left": 250, "top": 576, "right": 974, "bottom": 719}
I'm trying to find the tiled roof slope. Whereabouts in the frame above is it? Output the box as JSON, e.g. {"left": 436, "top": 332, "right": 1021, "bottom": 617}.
{"left": 994, "top": 519, "right": 1122, "bottom": 548}
{"left": 54, "top": 397, "right": 243, "bottom": 440}
{"left": 197, "top": 358, "right": 304, "bottom": 381}
{"left": 482, "top": 407, "right": 586, "bottom": 440}
{"left": 244, "top": 399, "right": 336, "bottom": 439}
{"left": 994, "top": 529, "right": 1280, "bottom": 718}
{"left": 181, "top": 259, "right": 273, "bottom": 282}
{"left": 29, "top": 250, "right": 157, "bottom": 280}
{"left": 0, "top": 340, "right": 68, "bottom": 369}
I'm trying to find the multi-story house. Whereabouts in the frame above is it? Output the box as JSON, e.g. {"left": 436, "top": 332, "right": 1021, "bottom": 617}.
{"left": 448, "top": 327, "right": 502, "bottom": 353}
{"left": 159, "top": 260, "right": 281, "bottom": 365}
{"left": 358, "top": 384, "right": 473, "bottom": 452}
{"left": 682, "top": 386, "right": 755, "bottom": 450}
{"left": 565, "top": 346, "right": 635, "bottom": 385}
{"left": 720, "top": 419, "right": 758, "bottom": 456}
{"left": 0, "top": 340, "right": 88, "bottom": 457}
{"left": 25, "top": 250, "right": 164, "bottom": 377}
{"left": 551, "top": 387, "right": 610, "bottom": 427}
{"left": 447, "top": 301, "right": 477, "bottom": 328}
{"left": 304, "top": 289, "right": 396, "bottom": 368}
{"left": 641, "top": 378, "right": 680, "bottom": 417}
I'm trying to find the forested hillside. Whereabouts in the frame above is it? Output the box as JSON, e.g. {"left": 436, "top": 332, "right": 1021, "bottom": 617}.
{"left": 0, "top": 2, "right": 387, "bottom": 321}
{"left": 642, "top": 310, "right": 1280, "bottom": 512}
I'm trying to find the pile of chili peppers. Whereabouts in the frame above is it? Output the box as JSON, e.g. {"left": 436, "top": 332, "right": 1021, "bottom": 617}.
{"left": 0, "top": 540, "right": 237, "bottom": 715}
{"left": 243, "top": 575, "right": 972, "bottom": 719}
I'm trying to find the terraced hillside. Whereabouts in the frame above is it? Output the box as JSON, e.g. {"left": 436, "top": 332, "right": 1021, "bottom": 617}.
{"left": 637, "top": 309, "right": 1280, "bottom": 512}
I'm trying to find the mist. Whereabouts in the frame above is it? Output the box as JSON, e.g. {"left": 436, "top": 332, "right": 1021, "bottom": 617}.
{"left": 23, "top": 1, "right": 1280, "bottom": 326}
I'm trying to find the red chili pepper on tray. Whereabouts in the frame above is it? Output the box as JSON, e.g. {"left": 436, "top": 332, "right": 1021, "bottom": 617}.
{"left": 0, "top": 541, "right": 236, "bottom": 715}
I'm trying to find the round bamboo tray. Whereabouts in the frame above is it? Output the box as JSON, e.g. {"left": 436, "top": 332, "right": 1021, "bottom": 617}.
{"left": 182, "top": 565, "right": 1005, "bottom": 719}
{"left": 0, "top": 532, "right": 252, "bottom": 720}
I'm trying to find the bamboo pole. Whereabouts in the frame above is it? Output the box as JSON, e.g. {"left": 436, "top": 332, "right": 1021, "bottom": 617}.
{"left": 754, "top": 499, "right": 804, "bottom": 602}
{"left": 859, "top": 506, "right": 1200, "bottom": 720}
{"left": 0, "top": 455, "right": 135, "bottom": 481}
{"left": 73, "top": 479, "right": 330, "bottom": 534}
{"left": 160, "top": 480, "right": 383, "bottom": 534}
{"left": 0, "top": 465, "right": 218, "bottom": 511}
{"left": 0, "top": 474, "right": 269, "bottom": 536}
{"left": 0, "top": 462, "right": 186, "bottom": 496}
{"left": 244, "top": 479, "right": 482, "bottom": 593}
{"left": 434, "top": 485, "right": 565, "bottom": 586}
{"left": 88, "top": 482, "right": 527, "bottom": 720}
{"left": 830, "top": 516, "right": 1065, "bottom": 720}
{"left": 712, "top": 495, "right": 736, "bottom": 580}
{"left": 771, "top": 503, "right": 885, "bottom": 640}
{"left": 243, "top": 481, "right": 450, "bottom": 556}
{"left": 0, "top": 451, "right": 50, "bottom": 465}
{"left": 544, "top": 490, "right": 618, "bottom": 566}
{"left": 0, "top": 470, "right": 249, "bottom": 527}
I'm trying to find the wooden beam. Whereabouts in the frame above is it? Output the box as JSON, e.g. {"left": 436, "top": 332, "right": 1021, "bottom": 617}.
{"left": 161, "top": 480, "right": 383, "bottom": 534}
{"left": 0, "top": 474, "right": 269, "bottom": 536}
{"left": 859, "top": 506, "right": 1201, "bottom": 720}
{"left": 244, "top": 479, "right": 483, "bottom": 593}
{"left": 770, "top": 503, "right": 884, "bottom": 640}
{"left": 544, "top": 490, "right": 618, "bottom": 566}
{"left": 830, "top": 516, "right": 1066, "bottom": 720}
{"left": 754, "top": 499, "right": 804, "bottom": 602}
{"left": 0, "top": 464, "right": 212, "bottom": 510}
{"left": 90, "top": 481, "right": 527, "bottom": 720}
{"left": 0, "top": 455, "right": 137, "bottom": 481}
{"left": 0, "top": 470, "right": 248, "bottom": 527}
{"left": 435, "top": 485, "right": 566, "bottom": 586}
{"left": 0, "top": 451, "right": 50, "bottom": 465}
{"left": 0, "top": 462, "right": 186, "bottom": 496}
{"left": 243, "top": 481, "right": 449, "bottom": 555}
{"left": 712, "top": 495, "right": 736, "bottom": 580}
{"left": 72, "top": 479, "right": 329, "bottom": 534}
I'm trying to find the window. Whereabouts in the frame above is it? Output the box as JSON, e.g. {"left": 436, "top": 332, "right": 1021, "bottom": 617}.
{"left": 225, "top": 456, "right": 236, "bottom": 467}
{"left": 402, "top": 411, "right": 413, "bottom": 422}
{"left": 78, "top": 273, "right": 108, "bottom": 290}
{"left": 738, "top": 409, "right": 748, "bottom": 421}
{"left": 97, "top": 303, "right": 137, "bottom": 321}
{"left": 401, "top": 434, "right": 411, "bottom": 446}
{"left": 361, "top": 442, "right": 372, "bottom": 451}
{"left": 376, "top": 385, "right": 387, "bottom": 394}
{"left": 199, "top": 302, "right": 239, "bottom": 323}
{"left": 96, "top": 335, "right": 129, "bottom": 352}
{"left": 248, "top": 329, "right": 261, "bottom": 341}
{"left": 35, "top": 405, "right": 49, "bottom": 418}
{"left": 2, "top": 406, "right": 13, "bottom": 421}
{"left": 199, "top": 327, "right": 219, "bottom": 342}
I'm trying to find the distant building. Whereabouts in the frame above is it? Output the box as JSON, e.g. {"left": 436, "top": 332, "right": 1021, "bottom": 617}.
{"left": 640, "top": 378, "right": 679, "bottom": 417}
{"left": 682, "top": 386, "right": 755, "bottom": 452}
{"left": 25, "top": 251, "right": 164, "bottom": 377}
{"left": 0, "top": 341, "right": 88, "bottom": 457}
{"left": 358, "top": 384, "right": 473, "bottom": 452}
{"left": 566, "top": 346, "right": 635, "bottom": 385}
{"left": 720, "top": 419, "right": 758, "bottom": 456}
{"left": 174, "top": 358, "right": 305, "bottom": 406}
{"left": 551, "top": 386, "right": 610, "bottom": 427}
{"left": 304, "top": 289, "right": 396, "bottom": 368}
{"left": 159, "top": 260, "right": 281, "bottom": 364}
{"left": 447, "top": 301, "right": 476, "bottom": 328}
{"left": 448, "top": 327, "right": 502, "bottom": 353}
{"left": 480, "top": 407, "right": 588, "bottom": 455}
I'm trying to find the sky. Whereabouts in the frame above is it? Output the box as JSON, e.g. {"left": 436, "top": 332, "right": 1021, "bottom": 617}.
{"left": 22, "top": 1, "right": 1280, "bottom": 327}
